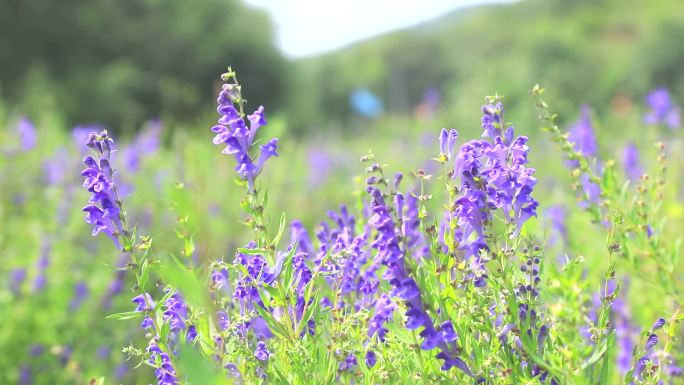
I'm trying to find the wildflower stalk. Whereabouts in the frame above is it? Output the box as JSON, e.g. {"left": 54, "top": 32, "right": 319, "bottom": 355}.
{"left": 81, "top": 131, "right": 178, "bottom": 384}
{"left": 531, "top": 85, "right": 604, "bottom": 224}
{"left": 533, "top": 85, "right": 684, "bottom": 304}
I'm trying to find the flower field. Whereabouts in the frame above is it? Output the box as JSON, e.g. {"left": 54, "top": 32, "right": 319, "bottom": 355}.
{"left": 2, "top": 66, "right": 684, "bottom": 385}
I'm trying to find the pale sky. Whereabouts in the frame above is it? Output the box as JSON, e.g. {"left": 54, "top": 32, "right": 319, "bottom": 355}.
{"left": 244, "top": 0, "right": 515, "bottom": 58}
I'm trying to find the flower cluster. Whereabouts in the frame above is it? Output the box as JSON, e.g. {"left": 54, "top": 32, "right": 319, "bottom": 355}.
{"left": 366, "top": 182, "right": 473, "bottom": 375}
{"left": 644, "top": 87, "right": 681, "bottom": 129}
{"left": 232, "top": 242, "right": 283, "bottom": 339}
{"left": 66, "top": 70, "right": 684, "bottom": 385}
{"left": 565, "top": 106, "right": 602, "bottom": 209}
{"left": 447, "top": 99, "right": 538, "bottom": 286}
{"left": 500, "top": 246, "right": 555, "bottom": 384}
{"left": 211, "top": 71, "right": 278, "bottom": 192}
{"left": 81, "top": 130, "right": 124, "bottom": 249}
{"left": 622, "top": 142, "right": 643, "bottom": 183}
{"left": 120, "top": 119, "right": 162, "bottom": 172}
{"left": 148, "top": 341, "right": 179, "bottom": 385}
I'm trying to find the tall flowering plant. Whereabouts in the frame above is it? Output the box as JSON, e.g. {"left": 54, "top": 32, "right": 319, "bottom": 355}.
{"left": 76, "top": 71, "right": 683, "bottom": 385}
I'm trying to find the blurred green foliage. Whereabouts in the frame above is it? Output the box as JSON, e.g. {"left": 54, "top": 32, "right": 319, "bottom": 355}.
{"left": 3, "top": 0, "right": 684, "bottom": 136}
{"left": 287, "top": 0, "right": 684, "bottom": 132}
{"left": 0, "top": 0, "right": 288, "bottom": 132}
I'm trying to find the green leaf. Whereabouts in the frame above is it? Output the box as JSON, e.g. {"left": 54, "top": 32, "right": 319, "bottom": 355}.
{"left": 139, "top": 258, "right": 150, "bottom": 289}
{"left": 236, "top": 247, "right": 268, "bottom": 256}
{"left": 295, "top": 292, "right": 319, "bottom": 336}
{"left": 106, "top": 311, "right": 143, "bottom": 321}
{"left": 271, "top": 212, "right": 287, "bottom": 248}
{"left": 178, "top": 344, "right": 232, "bottom": 385}
{"left": 254, "top": 305, "right": 290, "bottom": 339}
{"left": 157, "top": 255, "right": 208, "bottom": 310}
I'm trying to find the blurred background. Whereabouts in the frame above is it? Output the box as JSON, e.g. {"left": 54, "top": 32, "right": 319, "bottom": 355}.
{"left": 2, "top": 0, "right": 684, "bottom": 383}
{"left": 2, "top": 0, "right": 683, "bottom": 133}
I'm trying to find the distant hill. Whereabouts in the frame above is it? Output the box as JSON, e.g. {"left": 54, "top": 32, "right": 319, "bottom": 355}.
{"left": 285, "top": 0, "right": 684, "bottom": 133}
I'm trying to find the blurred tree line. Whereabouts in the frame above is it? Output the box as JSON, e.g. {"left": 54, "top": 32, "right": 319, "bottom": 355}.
{"left": 0, "top": 0, "right": 288, "bottom": 132}
{"left": 1, "top": 0, "right": 683, "bottom": 134}
{"left": 286, "top": 0, "right": 684, "bottom": 132}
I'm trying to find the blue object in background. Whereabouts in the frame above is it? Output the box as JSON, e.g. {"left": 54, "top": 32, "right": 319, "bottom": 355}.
{"left": 350, "top": 88, "right": 384, "bottom": 118}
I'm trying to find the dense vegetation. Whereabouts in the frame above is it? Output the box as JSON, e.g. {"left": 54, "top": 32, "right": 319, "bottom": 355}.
{"left": 2, "top": 0, "right": 684, "bottom": 135}
{"left": 0, "top": 0, "right": 287, "bottom": 131}
{"left": 2, "top": 1, "right": 684, "bottom": 384}
{"left": 290, "top": 0, "right": 684, "bottom": 132}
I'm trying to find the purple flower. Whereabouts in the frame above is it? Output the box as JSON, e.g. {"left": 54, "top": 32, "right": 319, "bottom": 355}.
{"left": 567, "top": 105, "right": 598, "bottom": 159}
{"left": 162, "top": 292, "right": 188, "bottom": 332}
{"left": 438, "top": 128, "right": 459, "bottom": 161}
{"left": 19, "top": 365, "right": 32, "bottom": 385}
{"left": 645, "top": 333, "right": 658, "bottom": 350}
{"left": 562, "top": 107, "right": 604, "bottom": 212}
{"left": 224, "top": 362, "right": 242, "bottom": 381}
{"left": 148, "top": 341, "right": 179, "bottom": 385}
{"left": 622, "top": 142, "right": 643, "bottom": 183}
{"left": 368, "top": 294, "right": 396, "bottom": 341}
{"left": 614, "top": 307, "right": 637, "bottom": 373}
{"left": 307, "top": 148, "right": 334, "bottom": 187}
{"left": 366, "top": 181, "right": 473, "bottom": 377}
{"left": 73, "top": 126, "right": 100, "bottom": 153}
{"left": 232, "top": 243, "right": 286, "bottom": 338}
{"left": 68, "top": 281, "right": 89, "bottom": 311}
{"left": 365, "top": 350, "right": 377, "bottom": 367}
{"left": 132, "top": 293, "right": 155, "bottom": 312}
{"left": 579, "top": 174, "right": 601, "bottom": 208}
{"left": 16, "top": 117, "right": 37, "bottom": 151}
{"left": 43, "top": 148, "right": 70, "bottom": 186}
{"left": 59, "top": 346, "right": 72, "bottom": 366}
{"left": 186, "top": 325, "right": 198, "bottom": 342}
{"left": 339, "top": 353, "right": 357, "bottom": 371}
{"left": 97, "top": 346, "right": 111, "bottom": 359}
{"left": 114, "top": 362, "right": 128, "bottom": 379}
{"left": 216, "top": 310, "right": 230, "bottom": 330}
{"left": 141, "top": 316, "right": 154, "bottom": 330}
{"left": 120, "top": 120, "right": 162, "bottom": 173}
{"left": 651, "top": 318, "right": 666, "bottom": 331}
{"left": 480, "top": 102, "right": 513, "bottom": 143}
{"left": 634, "top": 356, "right": 649, "bottom": 379}
{"left": 440, "top": 320, "right": 458, "bottom": 343}
{"left": 447, "top": 100, "right": 538, "bottom": 288}
{"left": 290, "top": 220, "right": 314, "bottom": 256}
{"left": 545, "top": 205, "right": 567, "bottom": 246}
{"left": 30, "top": 344, "right": 44, "bottom": 357}
{"left": 254, "top": 341, "right": 270, "bottom": 361}
{"left": 211, "top": 75, "right": 278, "bottom": 192}
{"left": 9, "top": 268, "right": 26, "bottom": 295}
{"left": 644, "top": 88, "right": 681, "bottom": 129}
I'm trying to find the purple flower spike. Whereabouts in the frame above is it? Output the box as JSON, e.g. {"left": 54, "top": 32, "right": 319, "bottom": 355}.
{"left": 80, "top": 130, "right": 124, "bottom": 249}
{"left": 567, "top": 105, "right": 598, "bottom": 159}
{"left": 211, "top": 72, "right": 279, "bottom": 192}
